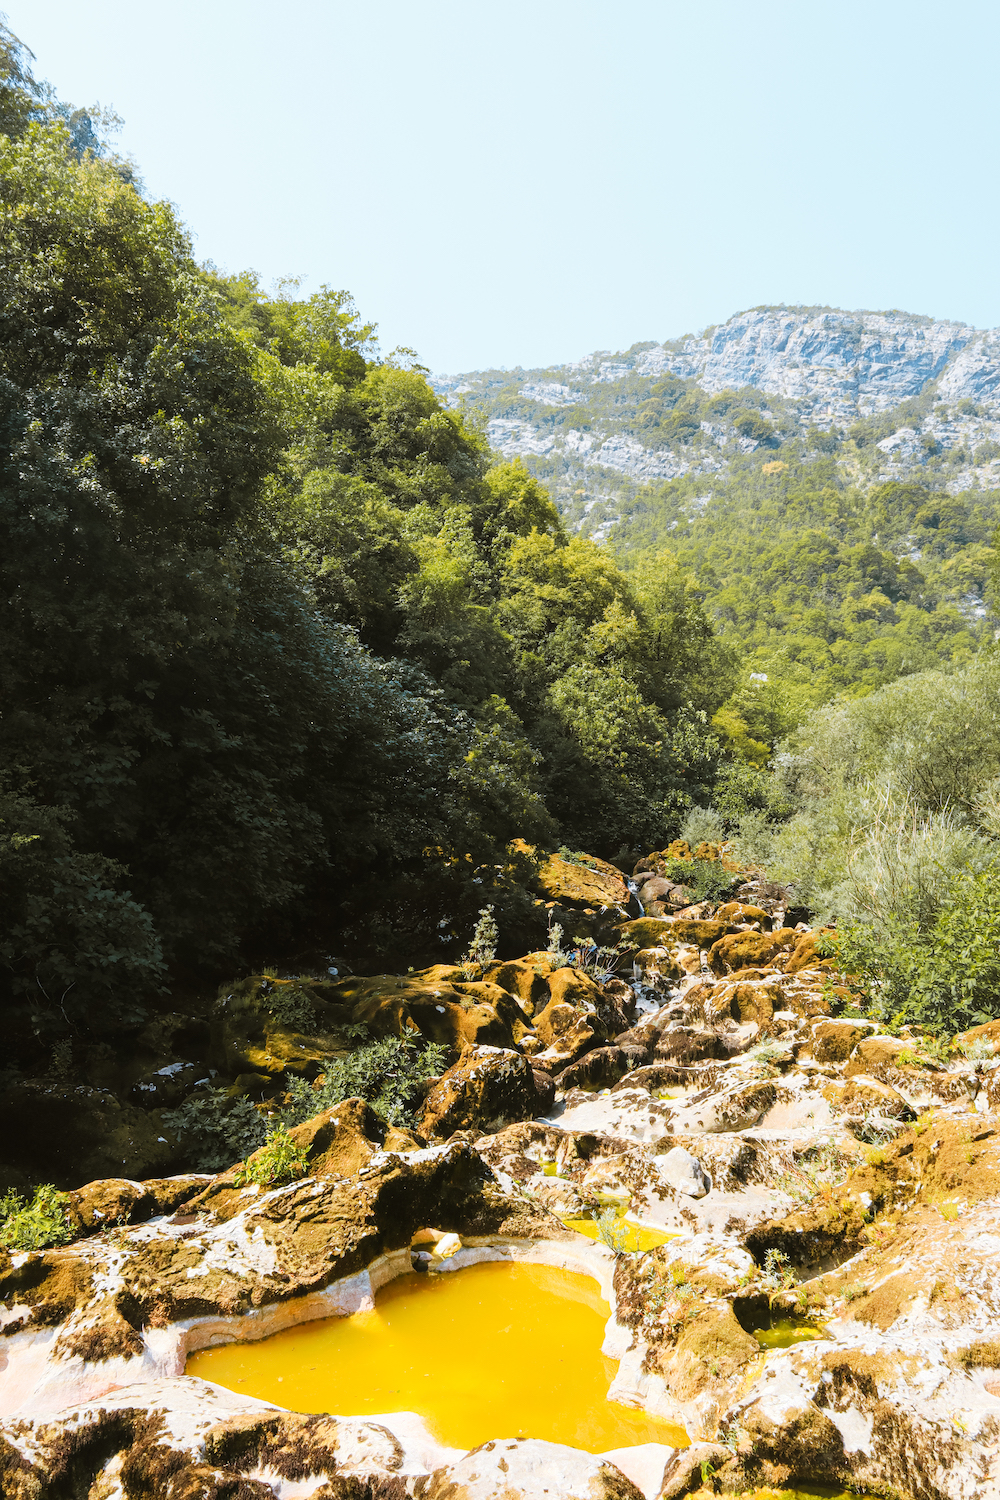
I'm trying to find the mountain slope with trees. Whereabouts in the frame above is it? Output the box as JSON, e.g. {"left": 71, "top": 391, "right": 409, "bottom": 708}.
{"left": 0, "top": 23, "right": 727, "bottom": 1065}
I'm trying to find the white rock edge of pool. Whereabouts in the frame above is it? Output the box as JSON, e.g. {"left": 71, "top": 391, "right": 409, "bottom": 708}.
{"left": 0, "top": 1232, "right": 682, "bottom": 1493}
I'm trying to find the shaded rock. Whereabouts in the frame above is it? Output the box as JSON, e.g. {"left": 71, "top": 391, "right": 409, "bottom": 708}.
{"left": 638, "top": 876, "right": 691, "bottom": 908}
{"left": 418, "top": 1047, "right": 546, "bottom": 1141}
{"left": 0, "top": 1079, "right": 176, "bottom": 1190}
{"left": 558, "top": 1046, "right": 630, "bottom": 1092}
{"left": 129, "top": 1059, "right": 199, "bottom": 1108}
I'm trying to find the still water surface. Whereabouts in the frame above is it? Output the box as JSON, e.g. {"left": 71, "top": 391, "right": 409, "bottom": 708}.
{"left": 187, "top": 1259, "right": 688, "bottom": 1452}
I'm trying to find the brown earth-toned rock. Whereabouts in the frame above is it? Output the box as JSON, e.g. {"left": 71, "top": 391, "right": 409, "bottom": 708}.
{"left": 706, "top": 927, "right": 798, "bottom": 976}
{"left": 418, "top": 1047, "right": 548, "bottom": 1141}
{"left": 536, "top": 853, "right": 633, "bottom": 912}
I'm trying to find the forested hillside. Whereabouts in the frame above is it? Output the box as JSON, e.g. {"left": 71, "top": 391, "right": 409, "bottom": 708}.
{"left": 435, "top": 311, "right": 1000, "bottom": 750}
{"left": 0, "top": 26, "right": 727, "bottom": 1062}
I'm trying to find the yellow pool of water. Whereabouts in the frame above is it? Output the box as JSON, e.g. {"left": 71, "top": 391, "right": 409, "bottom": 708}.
{"left": 186, "top": 1260, "right": 688, "bottom": 1453}
{"left": 562, "top": 1217, "right": 677, "bottom": 1253}
{"left": 754, "top": 1317, "right": 828, "bottom": 1350}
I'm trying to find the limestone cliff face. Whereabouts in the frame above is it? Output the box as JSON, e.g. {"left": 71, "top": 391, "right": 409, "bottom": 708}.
{"left": 431, "top": 305, "right": 1000, "bottom": 534}
{"left": 655, "top": 307, "right": 975, "bottom": 419}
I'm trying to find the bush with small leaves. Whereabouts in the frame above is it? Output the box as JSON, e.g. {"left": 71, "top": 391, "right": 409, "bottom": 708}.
{"left": 233, "top": 1125, "right": 311, "bottom": 1188}
{"left": 161, "top": 1093, "right": 270, "bottom": 1174}
{"left": 0, "top": 1185, "right": 74, "bottom": 1251}
{"left": 283, "top": 1034, "right": 449, "bottom": 1129}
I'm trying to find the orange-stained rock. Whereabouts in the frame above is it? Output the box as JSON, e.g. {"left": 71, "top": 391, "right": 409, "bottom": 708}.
{"left": 707, "top": 927, "right": 798, "bottom": 976}
{"left": 536, "top": 853, "right": 631, "bottom": 911}
{"left": 418, "top": 1047, "right": 547, "bottom": 1141}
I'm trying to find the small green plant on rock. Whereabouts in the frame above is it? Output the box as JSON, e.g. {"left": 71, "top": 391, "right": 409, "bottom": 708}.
{"left": 570, "top": 939, "right": 630, "bottom": 985}
{"left": 233, "top": 1125, "right": 311, "bottom": 1188}
{"left": 546, "top": 917, "right": 573, "bottom": 965}
{"left": 759, "top": 1247, "right": 798, "bottom": 1300}
{"left": 594, "top": 1207, "right": 631, "bottom": 1254}
{"left": 0, "top": 1184, "right": 74, "bottom": 1251}
{"left": 459, "top": 906, "right": 498, "bottom": 979}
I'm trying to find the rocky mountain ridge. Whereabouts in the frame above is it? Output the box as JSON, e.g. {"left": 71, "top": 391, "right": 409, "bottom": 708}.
{"left": 431, "top": 306, "right": 1000, "bottom": 538}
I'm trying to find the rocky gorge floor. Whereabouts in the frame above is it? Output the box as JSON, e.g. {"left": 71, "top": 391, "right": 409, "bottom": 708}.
{"left": 3, "top": 847, "right": 1000, "bottom": 1499}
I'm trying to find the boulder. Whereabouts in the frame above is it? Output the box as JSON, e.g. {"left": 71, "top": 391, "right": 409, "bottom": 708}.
{"left": 483, "top": 955, "right": 557, "bottom": 1012}
{"left": 812, "top": 1019, "right": 866, "bottom": 1063}
{"left": 843, "top": 1035, "right": 912, "bottom": 1081}
{"left": 418, "top": 1047, "right": 548, "bottom": 1140}
{"left": 68, "top": 1178, "right": 154, "bottom": 1233}
{"left": 783, "top": 928, "right": 836, "bottom": 974}
{"left": 706, "top": 927, "right": 798, "bottom": 976}
{"left": 536, "top": 853, "right": 635, "bottom": 913}
{"left": 423, "top": 1439, "right": 645, "bottom": 1500}
{"left": 668, "top": 1080, "right": 777, "bottom": 1134}
{"left": 129, "top": 1059, "right": 200, "bottom": 1108}
{"left": 0, "top": 1079, "right": 176, "bottom": 1189}
{"left": 705, "top": 980, "right": 780, "bottom": 1026}
{"left": 617, "top": 916, "right": 735, "bottom": 952}
{"left": 658, "top": 1145, "right": 710, "bottom": 1197}
{"left": 557, "top": 1046, "right": 630, "bottom": 1092}
{"left": 638, "top": 876, "right": 690, "bottom": 907}
{"left": 832, "top": 1074, "right": 915, "bottom": 1121}
{"left": 716, "top": 901, "right": 773, "bottom": 930}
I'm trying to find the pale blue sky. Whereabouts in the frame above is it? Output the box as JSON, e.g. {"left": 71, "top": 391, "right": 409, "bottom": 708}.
{"left": 8, "top": 1, "right": 1000, "bottom": 373}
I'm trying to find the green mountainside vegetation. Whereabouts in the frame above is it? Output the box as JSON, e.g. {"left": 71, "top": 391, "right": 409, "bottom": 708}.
{"left": 0, "top": 28, "right": 728, "bottom": 1058}
{"left": 614, "top": 456, "right": 997, "bottom": 756}
{"left": 4, "top": 14, "right": 1000, "bottom": 1087}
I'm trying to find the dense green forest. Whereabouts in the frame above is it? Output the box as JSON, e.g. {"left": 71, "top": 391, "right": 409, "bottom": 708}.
{"left": 612, "top": 454, "right": 997, "bottom": 756}
{"left": 5, "top": 13, "right": 1000, "bottom": 1089}
{"left": 0, "top": 26, "right": 730, "bottom": 1056}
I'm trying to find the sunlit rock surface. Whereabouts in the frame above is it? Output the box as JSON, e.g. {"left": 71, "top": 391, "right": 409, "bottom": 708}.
{"left": 6, "top": 860, "right": 1000, "bottom": 1497}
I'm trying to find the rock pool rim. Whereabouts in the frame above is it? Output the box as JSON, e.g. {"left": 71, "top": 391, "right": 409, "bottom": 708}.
{"left": 187, "top": 1257, "right": 690, "bottom": 1455}
{"left": 0, "top": 1228, "right": 688, "bottom": 1441}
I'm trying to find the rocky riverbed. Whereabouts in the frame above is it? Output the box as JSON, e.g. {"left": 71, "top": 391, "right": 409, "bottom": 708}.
{"left": 3, "top": 847, "right": 1000, "bottom": 1499}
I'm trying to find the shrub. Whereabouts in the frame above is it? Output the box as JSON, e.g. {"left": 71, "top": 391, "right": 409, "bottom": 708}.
{"left": 0, "top": 1184, "right": 74, "bottom": 1251}
{"left": 679, "top": 805, "right": 725, "bottom": 848}
{"left": 660, "top": 856, "right": 735, "bottom": 904}
{"left": 594, "top": 1207, "right": 631, "bottom": 1254}
{"left": 833, "top": 861, "right": 1000, "bottom": 1033}
{"left": 283, "top": 1034, "right": 449, "bottom": 1129}
{"left": 233, "top": 1125, "right": 310, "bottom": 1188}
{"left": 161, "top": 1092, "right": 270, "bottom": 1174}
{"left": 257, "top": 979, "right": 317, "bottom": 1032}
